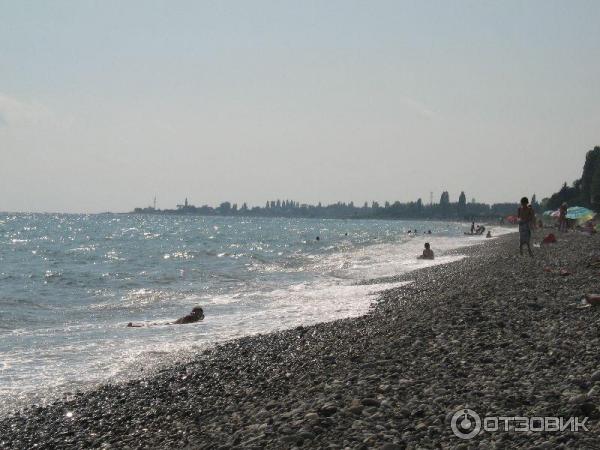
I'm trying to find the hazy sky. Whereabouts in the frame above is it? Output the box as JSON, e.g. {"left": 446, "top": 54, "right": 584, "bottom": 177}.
{"left": 1, "top": 0, "right": 599, "bottom": 213}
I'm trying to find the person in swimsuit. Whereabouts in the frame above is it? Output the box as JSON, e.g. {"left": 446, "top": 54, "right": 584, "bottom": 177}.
{"left": 518, "top": 197, "right": 535, "bottom": 257}
{"left": 127, "top": 306, "right": 205, "bottom": 327}
{"left": 418, "top": 242, "right": 434, "bottom": 260}
{"left": 172, "top": 306, "right": 205, "bottom": 324}
{"left": 558, "top": 202, "right": 568, "bottom": 233}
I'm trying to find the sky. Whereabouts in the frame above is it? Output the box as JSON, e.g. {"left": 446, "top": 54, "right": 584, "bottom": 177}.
{"left": 1, "top": 0, "right": 599, "bottom": 213}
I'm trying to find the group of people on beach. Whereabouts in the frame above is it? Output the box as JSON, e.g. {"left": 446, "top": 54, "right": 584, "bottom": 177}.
{"left": 556, "top": 202, "right": 595, "bottom": 234}
{"left": 466, "top": 222, "right": 492, "bottom": 239}
{"left": 517, "top": 197, "right": 597, "bottom": 257}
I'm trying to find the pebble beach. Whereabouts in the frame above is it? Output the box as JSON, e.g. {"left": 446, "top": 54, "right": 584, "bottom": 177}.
{"left": 2, "top": 231, "right": 600, "bottom": 449}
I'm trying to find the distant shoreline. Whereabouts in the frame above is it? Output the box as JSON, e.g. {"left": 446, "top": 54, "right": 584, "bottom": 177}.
{"left": 127, "top": 211, "right": 509, "bottom": 224}
{"left": 2, "top": 210, "right": 514, "bottom": 226}
{"left": 129, "top": 196, "right": 521, "bottom": 222}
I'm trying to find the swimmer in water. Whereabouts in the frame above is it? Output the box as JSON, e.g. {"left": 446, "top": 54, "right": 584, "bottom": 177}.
{"left": 171, "top": 306, "right": 205, "bottom": 324}
{"left": 127, "top": 306, "right": 205, "bottom": 327}
{"left": 417, "top": 242, "right": 434, "bottom": 260}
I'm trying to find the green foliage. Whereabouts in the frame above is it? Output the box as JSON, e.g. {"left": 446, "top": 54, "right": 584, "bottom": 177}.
{"left": 581, "top": 147, "right": 600, "bottom": 205}
{"left": 591, "top": 167, "right": 600, "bottom": 211}
{"left": 457, "top": 191, "right": 467, "bottom": 217}
{"left": 547, "top": 182, "right": 581, "bottom": 210}
{"left": 546, "top": 146, "right": 600, "bottom": 211}
{"left": 439, "top": 191, "right": 450, "bottom": 206}
{"left": 140, "top": 195, "right": 519, "bottom": 220}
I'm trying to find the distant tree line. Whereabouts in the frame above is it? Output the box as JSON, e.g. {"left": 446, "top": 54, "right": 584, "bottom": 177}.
{"left": 133, "top": 192, "right": 522, "bottom": 221}
{"left": 544, "top": 146, "right": 600, "bottom": 211}
{"left": 133, "top": 146, "right": 600, "bottom": 219}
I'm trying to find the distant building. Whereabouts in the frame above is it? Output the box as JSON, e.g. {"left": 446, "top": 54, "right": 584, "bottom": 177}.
{"left": 177, "top": 198, "right": 190, "bottom": 210}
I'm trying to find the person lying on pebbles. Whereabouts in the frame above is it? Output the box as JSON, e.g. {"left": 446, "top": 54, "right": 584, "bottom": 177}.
{"left": 127, "top": 306, "right": 205, "bottom": 327}
{"left": 583, "top": 294, "right": 600, "bottom": 306}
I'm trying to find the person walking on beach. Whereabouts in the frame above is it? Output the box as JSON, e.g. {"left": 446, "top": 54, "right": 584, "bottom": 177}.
{"left": 518, "top": 197, "right": 535, "bottom": 257}
{"left": 559, "top": 202, "right": 568, "bottom": 232}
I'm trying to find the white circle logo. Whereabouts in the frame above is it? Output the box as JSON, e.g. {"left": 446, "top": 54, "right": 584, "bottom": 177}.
{"left": 451, "top": 408, "right": 481, "bottom": 439}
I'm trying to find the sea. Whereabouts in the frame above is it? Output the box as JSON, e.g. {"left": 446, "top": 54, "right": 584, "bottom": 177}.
{"left": 0, "top": 213, "right": 510, "bottom": 414}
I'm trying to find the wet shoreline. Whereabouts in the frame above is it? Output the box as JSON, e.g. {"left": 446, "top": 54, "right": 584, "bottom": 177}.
{"left": 2, "top": 231, "right": 600, "bottom": 448}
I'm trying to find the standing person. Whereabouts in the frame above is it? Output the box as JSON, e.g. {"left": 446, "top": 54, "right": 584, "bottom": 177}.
{"left": 471, "top": 221, "right": 475, "bottom": 234}
{"left": 518, "top": 197, "right": 535, "bottom": 257}
{"left": 559, "top": 202, "right": 568, "bottom": 232}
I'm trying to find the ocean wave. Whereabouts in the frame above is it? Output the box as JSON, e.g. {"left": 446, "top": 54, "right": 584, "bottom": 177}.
{"left": 0, "top": 214, "right": 510, "bottom": 415}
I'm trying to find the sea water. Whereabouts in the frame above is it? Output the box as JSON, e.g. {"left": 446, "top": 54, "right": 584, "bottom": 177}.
{"left": 0, "top": 214, "right": 508, "bottom": 414}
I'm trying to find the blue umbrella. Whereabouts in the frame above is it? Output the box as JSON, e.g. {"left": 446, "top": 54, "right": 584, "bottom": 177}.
{"left": 566, "top": 206, "right": 595, "bottom": 221}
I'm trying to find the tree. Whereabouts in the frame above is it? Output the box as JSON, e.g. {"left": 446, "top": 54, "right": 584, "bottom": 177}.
{"left": 591, "top": 167, "right": 600, "bottom": 211}
{"left": 531, "top": 194, "right": 538, "bottom": 209}
{"left": 547, "top": 182, "right": 581, "bottom": 210}
{"left": 458, "top": 191, "right": 467, "bottom": 216}
{"left": 439, "top": 191, "right": 450, "bottom": 206}
{"left": 581, "top": 147, "right": 600, "bottom": 206}
{"left": 439, "top": 191, "right": 450, "bottom": 216}
{"left": 219, "top": 202, "right": 231, "bottom": 213}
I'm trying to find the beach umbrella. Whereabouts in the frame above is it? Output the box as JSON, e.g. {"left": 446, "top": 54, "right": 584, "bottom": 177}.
{"left": 543, "top": 210, "right": 560, "bottom": 218}
{"left": 566, "top": 206, "right": 595, "bottom": 222}
{"left": 541, "top": 210, "right": 558, "bottom": 224}
{"left": 506, "top": 215, "right": 518, "bottom": 224}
